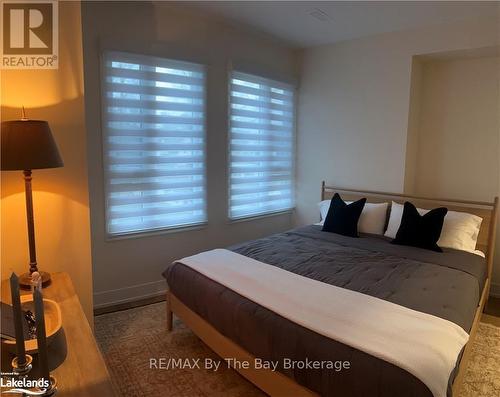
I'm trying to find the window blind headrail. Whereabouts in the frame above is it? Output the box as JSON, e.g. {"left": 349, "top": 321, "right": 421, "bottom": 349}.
{"left": 232, "top": 71, "right": 294, "bottom": 90}
{"left": 106, "top": 51, "right": 204, "bottom": 73}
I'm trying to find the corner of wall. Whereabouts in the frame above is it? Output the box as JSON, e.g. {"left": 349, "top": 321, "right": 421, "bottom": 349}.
{"left": 403, "top": 56, "right": 423, "bottom": 195}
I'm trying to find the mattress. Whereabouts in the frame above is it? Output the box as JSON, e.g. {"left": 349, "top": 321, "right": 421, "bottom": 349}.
{"left": 163, "top": 225, "right": 486, "bottom": 397}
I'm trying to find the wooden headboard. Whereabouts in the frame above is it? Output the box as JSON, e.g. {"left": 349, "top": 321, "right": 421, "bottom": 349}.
{"left": 321, "top": 182, "right": 499, "bottom": 287}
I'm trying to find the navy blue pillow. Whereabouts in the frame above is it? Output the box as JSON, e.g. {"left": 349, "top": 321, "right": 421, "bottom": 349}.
{"left": 392, "top": 202, "right": 447, "bottom": 252}
{"left": 322, "top": 193, "right": 366, "bottom": 237}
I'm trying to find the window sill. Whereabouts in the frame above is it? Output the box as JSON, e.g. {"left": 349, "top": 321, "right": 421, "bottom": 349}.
{"left": 228, "top": 209, "right": 295, "bottom": 224}
{"left": 105, "top": 222, "right": 208, "bottom": 242}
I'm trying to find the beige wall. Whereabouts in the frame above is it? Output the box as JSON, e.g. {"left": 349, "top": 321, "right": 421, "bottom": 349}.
{"left": 410, "top": 55, "right": 499, "bottom": 201}
{"left": 296, "top": 16, "right": 499, "bottom": 289}
{"left": 403, "top": 57, "right": 423, "bottom": 195}
{"left": 406, "top": 54, "right": 500, "bottom": 291}
{"left": 0, "top": 2, "right": 93, "bottom": 321}
{"left": 81, "top": 2, "right": 298, "bottom": 308}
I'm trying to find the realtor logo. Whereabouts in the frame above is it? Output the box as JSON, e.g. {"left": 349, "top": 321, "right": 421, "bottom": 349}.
{"left": 1, "top": 0, "right": 58, "bottom": 68}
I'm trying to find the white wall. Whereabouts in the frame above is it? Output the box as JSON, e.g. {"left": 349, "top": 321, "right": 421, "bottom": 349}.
{"left": 81, "top": 2, "right": 298, "bottom": 308}
{"left": 296, "top": 17, "right": 500, "bottom": 287}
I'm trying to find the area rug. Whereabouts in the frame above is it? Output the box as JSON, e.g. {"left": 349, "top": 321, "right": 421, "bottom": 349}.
{"left": 459, "top": 322, "right": 500, "bottom": 397}
{"left": 94, "top": 302, "right": 500, "bottom": 397}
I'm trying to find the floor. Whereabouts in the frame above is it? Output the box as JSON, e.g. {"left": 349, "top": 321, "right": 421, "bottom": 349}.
{"left": 94, "top": 300, "right": 500, "bottom": 397}
{"left": 94, "top": 294, "right": 165, "bottom": 316}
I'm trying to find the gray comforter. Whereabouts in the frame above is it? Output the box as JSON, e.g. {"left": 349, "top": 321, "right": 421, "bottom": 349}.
{"left": 164, "top": 225, "right": 486, "bottom": 397}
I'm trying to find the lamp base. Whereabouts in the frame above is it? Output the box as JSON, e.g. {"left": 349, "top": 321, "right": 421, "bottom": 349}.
{"left": 12, "top": 354, "right": 33, "bottom": 375}
{"left": 19, "top": 271, "right": 51, "bottom": 290}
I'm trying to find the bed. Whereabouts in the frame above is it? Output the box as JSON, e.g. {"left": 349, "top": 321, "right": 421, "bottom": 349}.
{"left": 163, "top": 184, "right": 498, "bottom": 397}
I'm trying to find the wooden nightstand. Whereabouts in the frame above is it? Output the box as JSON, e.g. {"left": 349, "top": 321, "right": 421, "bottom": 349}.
{"left": 1, "top": 272, "right": 115, "bottom": 397}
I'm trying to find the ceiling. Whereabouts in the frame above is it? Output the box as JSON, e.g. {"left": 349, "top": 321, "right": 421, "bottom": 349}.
{"left": 181, "top": 1, "right": 498, "bottom": 48}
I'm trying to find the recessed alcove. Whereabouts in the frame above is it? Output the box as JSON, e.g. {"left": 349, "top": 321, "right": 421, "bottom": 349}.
{"left": 404, "top": 46, "right": 500, "bottom": 202}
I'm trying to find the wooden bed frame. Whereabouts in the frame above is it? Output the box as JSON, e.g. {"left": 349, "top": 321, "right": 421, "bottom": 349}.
{"left": 166, "top": 183, "right": 498, "bottom": 396}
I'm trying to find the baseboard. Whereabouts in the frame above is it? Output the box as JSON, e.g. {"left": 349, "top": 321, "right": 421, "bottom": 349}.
{"left": 490, "top": 282, "right": 500, "bottom": 298}
{"left": 93, "top": 279, "right": 167, "bottom": 310}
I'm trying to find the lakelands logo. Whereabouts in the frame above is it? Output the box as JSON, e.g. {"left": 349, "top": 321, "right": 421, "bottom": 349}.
{"left": 1, "top": 0, "right": 58, "bottom": 68}
{"left": 0, "top": 374, "right": 51, "bottom": 395}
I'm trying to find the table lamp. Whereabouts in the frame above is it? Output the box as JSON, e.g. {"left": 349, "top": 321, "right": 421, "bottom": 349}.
{"left": 1, "top": 110, "right": 63, "bottom": 289}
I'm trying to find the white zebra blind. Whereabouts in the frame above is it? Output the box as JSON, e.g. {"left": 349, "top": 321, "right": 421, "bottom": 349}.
{"left": 229, "top": 71, "right": 295, "bottom": 219}
{"left": 102, "top": 51, "right": 207, "bottom": 236}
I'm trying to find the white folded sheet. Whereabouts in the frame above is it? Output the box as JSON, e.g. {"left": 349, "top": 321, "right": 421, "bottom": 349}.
{"left": 176, "top": 248, "right": 469, "bottom": 397}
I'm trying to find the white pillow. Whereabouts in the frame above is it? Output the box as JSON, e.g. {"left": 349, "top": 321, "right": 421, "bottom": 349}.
{"left": 384, "top": 201, "right": 483, "bottom": 253}
{"left": 318, "top": 200, "right": 388, "bottom": 235}
{"left": 384, "top": 201, "right": 412, "bottom": 239}
{"left": 318, "top": 200, "right": 331, "bottom": 223}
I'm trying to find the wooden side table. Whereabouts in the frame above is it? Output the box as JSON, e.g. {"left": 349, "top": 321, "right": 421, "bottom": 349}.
{"left": 1, "top": 272, "right": 115, "bottom": 396}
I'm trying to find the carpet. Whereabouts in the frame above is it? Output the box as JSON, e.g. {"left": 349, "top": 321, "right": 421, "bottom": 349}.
{"left": 459, "top": 322, "right": 500, "bottom": 397}
{"left": 94, "top": 302, "right": 500, "bottom": 397}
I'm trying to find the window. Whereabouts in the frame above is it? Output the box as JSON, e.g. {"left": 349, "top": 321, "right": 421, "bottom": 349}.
{"left": 102, "top": 51, "right": 206, "bottom": 236}
{"left": 228, "top": 71, "right": 295, "bottom": 219}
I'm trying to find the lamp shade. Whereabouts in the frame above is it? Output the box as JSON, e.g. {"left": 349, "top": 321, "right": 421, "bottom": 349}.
{"left": 1, "top": 120, "right": 63, "bottom": 171}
